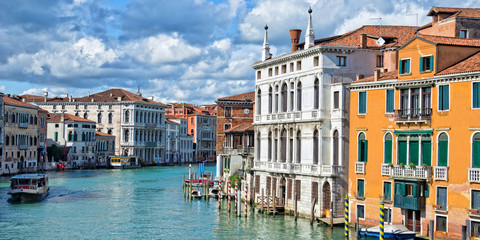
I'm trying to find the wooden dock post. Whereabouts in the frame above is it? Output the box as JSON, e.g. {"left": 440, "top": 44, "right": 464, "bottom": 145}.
{"left": 261, "top": 189, "right": 264, "bottom": 213}
{"left": 266, "top": 190, "right": 270, "bottom": 215}
{"left": 294, "top": 193, "right": 298, "bottom": 220}
{"left": 429, "top": 220, "right": 434, "bottom": 240}
{"left": 272, "top": 189, "right": 276, "bottom": 216}
{"left": 310, "top": 198, "right": 316, "bottom": 225}
{"left": 330, "top": 201, "right": 334, "bottom": 229}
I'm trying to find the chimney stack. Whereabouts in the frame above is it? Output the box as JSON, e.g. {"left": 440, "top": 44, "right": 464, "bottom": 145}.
{"left": 290, "top": 29, "right": 302, "bottom": 52}
{"left": 374, "top": 69, "right": 381, "bottom": 81}
{"left": 148, "top": 96, "right": 154, "bottom": 101}
{"left": 44, "top": 92, "right": 48, "bottom": 102}
{"left": 22, "top": 98, "right": 25, "bottom": 103}
{"left": 356, "top": 74, "right": 364, "bottom": 81}
{"left": 68, "top": 95, "right": 72, "bottom": 102}
{"left": 360, "top": 33, "right": 367, "bottom": 48}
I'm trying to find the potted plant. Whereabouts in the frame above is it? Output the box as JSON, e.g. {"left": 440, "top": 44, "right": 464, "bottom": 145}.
{"left": 433, "top": 205, "right": 442, "bottom": 209}
{"left": 399, "top": 163, "right": 404, "bottom": 167}
{"left": 409, "top": 163, "right": 416, "bottom": 168}
{"left": 469, "top": 209, "right": 479, "bottom": 214}
{"left": 388, "top": 162, "right": 393, "bottom": 167}
{"left": 422, "top": 163, "right": 428, "bottom": 168}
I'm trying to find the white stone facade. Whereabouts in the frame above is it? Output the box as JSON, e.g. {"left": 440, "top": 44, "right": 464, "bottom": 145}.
{"left": 167, "top": 118, "right": 193, "bottom": 164}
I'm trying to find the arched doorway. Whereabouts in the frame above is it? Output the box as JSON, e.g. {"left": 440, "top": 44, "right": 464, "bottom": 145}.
{"left": 323, "top": 182, "right": 331, "bottom": 217}
{"left": 280, "top": 177, "right": 286, "bottom": 203}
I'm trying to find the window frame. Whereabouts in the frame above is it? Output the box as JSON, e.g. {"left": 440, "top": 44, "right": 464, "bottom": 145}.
{"left": 376, "top": 54, "right": 384, "bottom": 68}
{"left": 383, "top": 181, "right": 392, "bottom": 202}
{"left": 385, "top": 89, "right": 394, "bottom": 113}
{"left": 473, "top": 82, "right": 480, "bottom": 109}
{"left": 436, "top": 186, "right": 448, "bottom": 211}
{"left": 438, "top": 84, "right": 450, "bottom": 111}
{"left": 460, "top": 29, "right": 469, "bottom": 39}
{"left": 437, "top": 132, "right": 449, "bottom": 167}
{"left": 420, "top": 55, "right": 434, "bottom": 73}
{"left": 472, "top": 189, "right": 480, "bottom": 211}
{"left": 435, "top": 214, "right": 448, "bottom": 232}
{"left": 357, "top": 178, "right": 365, "bottom": 198}
{"left": 358, "top": 91, "right": 367, "bottom": 115}
{"left": 333, "top": 91, "right": 339, "bottom": 109}
{"left": 399, "top": 58, "right": 411, "bottom": 75}
{"left": 357, "top": 204, "right": 365, "bottom": 220}
{"left": 336, "top": 56, "right": 347, "bottom": 67}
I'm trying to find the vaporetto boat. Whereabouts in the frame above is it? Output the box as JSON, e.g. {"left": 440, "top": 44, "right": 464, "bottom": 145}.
{"left": 8, "top": 174, "right": 49, "bottom": 202}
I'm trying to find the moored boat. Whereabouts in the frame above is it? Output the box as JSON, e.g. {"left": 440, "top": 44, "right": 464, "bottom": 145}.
{"left": 109, "top": 156, "right": 142, "bottom": 169}
{"left": 359, "top": 225, "right": 416, "bottom": 239}
{"left": 8, "top": 174, "right": 49, "bottom": 203}
{"left": 191, "top": 189, "right": 203, "bottom": 199}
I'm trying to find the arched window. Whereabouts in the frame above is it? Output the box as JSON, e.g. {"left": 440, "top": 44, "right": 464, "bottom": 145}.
{"left": 358, "top": 132, "right": 367, "bottom": 162}
{"left": 296, "top": 82, "right": 302, "bottom": 111}
{"left": 274, "top": 86, "right": 279, "bottom": 113}
{"left": 108, "top": 129, "right": 113, "bottom": 135}
{"left": 268, "top": 131, "right": 272, "bottom": 162}
{"left": 384, "top": 133, "right": 392, "bottom": 164}
{"left": 314, "top": 79, "right": 319, "bottom": 109}
{"left": 437, "top": 133, "right": 448, "bottom": 167}
{"left": 83, "top": 112, "right": 88, "bottom": 119}
{"left": 313, "top": 130, "right": 319, "bottom": 164}
{"left": 268, "top": 87, "right": 273, "bottom": 114}
{"left": 68, "top": 131, "right": 73, "bottom": 142}
{"left": 273, "top": 129, "right": 278, "bottom": 161}
{"left": 97, "top": 113, "right": 102, "bottom": 123}
{"left": 281, "top": 83, "right": 288, "bottom": 112}
{"left": 281, "top": 129, "right": 287, "bottom": 162}
{"left": 73, "top": 132, "right": 78, "bottom": 141}
{"left": 289, "top": 83, "right": 294, "bottom": 112}
{"left": 125, "top": 110, "right": 130, "bottom": 123}
{"left": 256, "top": 132, "right": 261, "bottom": 160}
{"left": 333, "top": 130, "right": 339, "bottom": 166}
{"left": 5, "top": 135, "right": 9, "bottom": 146}
{"left": 296, "top": 130, "right": 301, "bottom": 163}
{"left": 82, "top": 132, "right": 86, "bottom": 141}
{"left": 473, "top": 133, "right": 480, "bottom": 168}
{"left": 289, "top": 128, "right": 294, "bottom": 162}
{"left": 108, "top": 113, "right": 113, "bottom": 124}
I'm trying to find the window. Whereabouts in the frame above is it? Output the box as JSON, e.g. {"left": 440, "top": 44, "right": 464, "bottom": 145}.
{"left": 294, "top": 180, "right": 301, "bottom": 200}
{"left": 409, "top": 136, "right": 419, "bottom": 166}
{"left": 257, "top": 71, "right": 261, "bottom": 79}
{"left": 358, "top": 91, "right": 367, "bottom": 114}
{"left": 438, "top": 85, "right": 449, "bottom": 111}
{"left": 473, "top": 133, "right": 480, "bottom": 168}
{"left": 460, "top": 29, "right": 468, "bottom": 38}
{"left": 290, "top": 62, "right": 294, "bottom": 72}
{"left": 333, "top": 130, "right": 339, "bottom": 165}
{"left": 296, "top": 82, "right": 302, "bottom": 111}
{"left": 436, "top": 215, "right": 447, "bottom": 232}
{"left": 438, "top": 133, "right": 448, "bottom": 167}
{"left": 281, "top": 64, "right": 286, "bottom": 74}
{"left": 224, "top": 107, "right": 232, "bottom": 118}
{"left": 384, "top": 133, "right": 392, "bottom": 164}
{"left": 268, "top": 87, "right": 272, "bottom": 114}
{"left": 337, "top": 56, "right": 346, "bottom": 66}
{"left": 97, "top": 113, "right": 102, "bottom": 123}
{"left": 75, "top": 105, "right": 79, "bottom": 109}
{"left": 275, "top": 66, "right": 279, "bottom": 75}
{"left": 313, "top": 130, "right": 318, "bottom": 164}
{"left": 384, "top": 208, "right": 392, "bottom": 224}
{"left": 383, "top": 182, "right": 392, "bottom": 201}
{"left": 54, "top": 132, "right": 58, "bottom": 142}
{"left": 84, "top": 105, "right": 88, "bottom": 109}
{"left": 422, "top": 136, "right": 432, "bottom": 166}
{"left": 357, "top": 204, "right": 365, "bottom": 219}
{"left": 471, "top": 221, "right": 480, "bottom": 238}
{"left": 296, "top": 61, "right": 301, "bottom": 71}
{"left": 358, "top": 132, "right": 367, "bottom": 162}
{"left": 108, "top": 113, "right": 113, "bottom": 124}
{"left": 296, "top": 130, "right": 301, "bottom": 163}
{"left": 436, "top": 187, "right": 447, "bottom": 210}
{"left": 224, "top": 124, "right": 231, "bottom": 131}
{"left": 333, "top": 91, "right": 339, "bottom": 109}
{"left": 386, "top": 89, "right": 394, "bottom": 113}
{"left": 376, "top": 55, "right": 384, "bottom": 68}
{"left": 257, "top": 89, "right": 262, "bottom": 115}
{"left": 314, "top": 56, "right": 319, "bottom": 67}
{"left": 473, "top": 82, "right": 480, "bottom": 108}
{"left": 399, "top": 59, "right": 411, "bottom": 75}
{"left": 420, "top": 56, "right": 433, "bottom": 72}
{"left": 357, "top": 179, "right": 365, "bottom": 198}
{"left": 53, "top": 105, "right": 57, "bottom": 110}
{"left": 281, "top": 83, "right": 288, "bottom": 112}
{"left": 472, "top": 190, "right": 480, "bottom": 211}
{"left": 268, "top": 68, "right": 272, "bottom": 77}
{"left": 314, "top": 79, "right": 319, "bottom": 109}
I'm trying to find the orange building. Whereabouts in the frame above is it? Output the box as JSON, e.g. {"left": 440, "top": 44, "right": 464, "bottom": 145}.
{"left": 349, "top": 13, "right": 480, "bottom": 239}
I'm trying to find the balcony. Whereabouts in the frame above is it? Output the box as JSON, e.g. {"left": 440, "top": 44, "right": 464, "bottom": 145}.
{"left": 253, "top": 161, "right": 342, "bottom": 177}
{"left": 394, "top": 108, "right": 431, "bottom": 125}
{"left": 19, "top": 144, "right": 29, "bottom": 150}
{"left": 394, "top": 195, "right": 425, "bottom": 211}
{"left": 381, "top": 164, "right": 431, "bottom": 179}
{"left": 433, "top": 166, "right": 448, "bottom": 181}
{"left": 355, "top": 161, "right": 365, "bottom": 174}
{"left": 222, "top": 146, "right": 254, "bottom": 155}
{"left": 18, "top": 122, "right": 28, "bottom": 128}
{"left": 381, "top": 163, "right": 392, "bottom": 176}
{"left": 469, "top": 168, "right": 480, "bottom": 183}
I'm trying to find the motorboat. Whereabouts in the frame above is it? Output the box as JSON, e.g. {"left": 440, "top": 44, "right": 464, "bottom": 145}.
{"left": 8, "top": 174, "right": 49, "bottom": 202}
{"left": 359, "top": 225, "right": 416, "bottom": 239}
{"left": 191, "top": 189, "right": 203, "bottom": 199}
{"left": 109, "top": 156, "right": 142, "bottom": 169}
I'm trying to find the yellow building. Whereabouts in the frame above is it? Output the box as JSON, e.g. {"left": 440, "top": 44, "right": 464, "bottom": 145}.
{"left": 349, "top": 34, "right": 480, "bottom": 239}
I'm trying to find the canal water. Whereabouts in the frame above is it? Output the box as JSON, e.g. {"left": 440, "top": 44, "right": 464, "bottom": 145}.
{"left": 0, "top": 165, "right": 360, "bottom": 239}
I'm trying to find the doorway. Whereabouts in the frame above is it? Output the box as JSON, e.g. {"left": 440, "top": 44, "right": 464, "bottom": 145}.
{"left": 323, "top": 182, "right": 331, "bottom": 217}
{"left": 406, "top": 210, "right": 421, "bottom": 232}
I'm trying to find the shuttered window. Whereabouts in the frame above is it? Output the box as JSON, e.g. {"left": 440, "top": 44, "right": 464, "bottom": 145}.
{"left": 384, "top": 133, "right": 392, "bottom": 164}
{"left": 473, "top": 133, "right": 480, "bottom": 168}
{"left": 473, "top": 82, "right": 480, "bottom": 108}
{"left": 437, "top": 187, "right": 447, "bottom": 210}
{"left": 358, "top": 133, "right": 367, "bottom": 162}
{"left": 409, "top": 140, "right": 419, "bottom": 165}
{"left": 438, "top": 133, "right": 448, "bottom": 167}
{"left": 436, "top": 216, "right": 447, "bottom": 232}
{"left": 383, "top": 182, "right": 392, "bottom": 201}
{"left": 357, "top": 179, "right": 365, "bottom": 198}
{"left": 357, "top": 205, "right": 365, "bottom": 219}
{"left": 422, "top": 140, "right": 432, "bottom": 166}
{"left": 386, "top": 89, "right": 394, "bottom": 113}
{"left": 398, "top": 140, "right": 407, "bottom": 165}
{"left": 255, "top": 175, "right": 260, "bottom": 194}
{"left": 311, "top": 182, "right": 318, "bottom": 202}
{"left": 359, "top": 91, "right": 367, "bottom": 114}
{"left": 472, "top": 190, "right": 480, "bottom": 210}
{"left": 420, "top": 55, "right": 433, "bottom": 72}
{"left": 395, "top": 182, "right": 406, "bottom": 196}
{"left": 287, "top": 179, "right": 292, "bottom": 200}
{"left": 295, "top": 180, "right": 301, "bottom": 200}
{"left": 439, "top": 85, "right": 449, "bottom": 111}
{"left": 399, "top": 59, "right": 411, "bottom": 75}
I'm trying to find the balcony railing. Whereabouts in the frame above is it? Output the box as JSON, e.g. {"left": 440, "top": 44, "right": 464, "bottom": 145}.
{"left": 469, "top": 168, "right": 480, "bottom": 183}
{"left": 355, "top": 161, "right": 365, "bottom": 174}
{"left": 381, "top": 163, "right": 392, "bottom": 176}
{"left": 18, "top": 122, "right": 28, "bottom": 128}
{"left": 395, "top": 108, "right": 432, "bottom": 122}
{"left": 434, "top": 166, "right": 448, "bottom": 181}
{"left": 381, "top": 165, "right": 431, "bottom": 179}
{"left": 19, "top": 144, "right": 29, "bottom": 150}
{"left": 253, "top": 161, "right": 341, "bottom": 176}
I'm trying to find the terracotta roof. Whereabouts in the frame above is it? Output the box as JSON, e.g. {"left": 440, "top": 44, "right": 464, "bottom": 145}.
{"left": 427, "top": 7, "right": 480, "bottom": 18}
{"left": 418, "top": 34, "right": 480, "bottom": 47}
{"left": 38, "top": 108, "right": 49, "bottom": 113}
{"left": 4, "top": 96, "right": 39, "bottom": 109}
{"left": 318, "top": 25, "right": 419, "bottom": 49}
{"left": 436, "top": 51, "right": 480, "bottom": 76}
{"left": 96, "top": 131, "right": 114, "bottom": 137}
{"left": 352, "top": 71, "right": 398, "bottom": 84}
{"left": 20, "top": 94, "right": 45, "bottom": 103}
{"left": 47, "top": 113, "right": 96, "bottom": 123}
{"left": 224, "top": 123, "right": 254, "bottom": 133}
{"left": 217, "top": 91, "right": 255, "bottom": 102}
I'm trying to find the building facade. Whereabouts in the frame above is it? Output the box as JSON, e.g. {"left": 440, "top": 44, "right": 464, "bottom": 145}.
{"left": 95, "top": 131, "right": 115, "bottom": 167}
{"left": 165, "top": 117, "right": 194, "bottom": 164}
{"left": 252, "top": 9, "right": 418, "bottom": 218}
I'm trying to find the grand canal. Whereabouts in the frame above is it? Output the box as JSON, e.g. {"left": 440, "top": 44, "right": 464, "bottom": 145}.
{"left": 0, "top": 165, "right": 356, "bottom": 239}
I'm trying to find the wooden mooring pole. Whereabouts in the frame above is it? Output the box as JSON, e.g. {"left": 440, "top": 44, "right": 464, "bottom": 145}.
{"left": 310, "top": 198, "right": 316, "bottom": 225}
{"left": 294, "top": 193, "right": 298, "bottom": 220}
{"left": 330, "top": 201, "right": 334, "bottom": 229}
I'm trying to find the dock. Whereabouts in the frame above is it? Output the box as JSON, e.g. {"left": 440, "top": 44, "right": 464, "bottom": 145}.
{"left": 317, "top": 217, "right": 345, "bottom": 226}
{"left": 256, "top": 196, "right": 285, "bottom": 214}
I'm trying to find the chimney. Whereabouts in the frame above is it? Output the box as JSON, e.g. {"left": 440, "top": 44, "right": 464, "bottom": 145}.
{"left": 148, "top": 96, "right": 154, "bottom": 101}
{"left": 356, "top": 74, "right": 364, "bottom": 81}
{"left": 117, "top": 97, "right": 122, "bottom": 101}
{"left": 374, "top": 69, "right": 381, "bottom": 81}
{"left": 44, "top": 92, "right": 48, "bottom": 102}
{"left": 110, "top": 93, "right": 113, "bottom": 97}
{"left": 289, "top": 29, "right": 302, "bottom": 52}
{"left": 360, "top": 33, "right": 367, "bottom": 48}
{"left": 68, "top": 95, "right": 72, "bottom": 102}
{"left": 22, "top": 98, "right": 25, "bottom": 103}
{"left": 88, "top": 92, "right": 90, "bottom": 97}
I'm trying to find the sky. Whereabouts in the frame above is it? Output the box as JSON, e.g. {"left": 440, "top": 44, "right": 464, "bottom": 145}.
{"left": 0, "top": 0, "right": 478, "bottom": 105}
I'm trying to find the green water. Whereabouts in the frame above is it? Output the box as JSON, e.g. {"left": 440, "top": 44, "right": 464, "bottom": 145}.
{"left": 0, "top": 165, "right": 357, "bottom": 239}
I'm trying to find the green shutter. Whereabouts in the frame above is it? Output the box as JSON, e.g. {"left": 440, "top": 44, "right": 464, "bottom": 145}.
{"left": 440, "top": 85, "right": 449, "bottom": 110}
{"left": 413, "top": 184, "right": 419, "bottom": 197}
{"left": 398, "top": 141, "right": 407, "bottom": 165}
{"left": 358, "top": 139, "right": 361, "bottom": 162}
{"left": 359, "top": 92, "right": 366, "bottom": 114}
{"left": 424, "top": 184, "right": 429, "bottom": 198}
{"left": 386, "top": 90, "right": 394, "bottom": 113}
{"left": 54, "top": 132, "right": 58, "bottom": 142}
{"left": 422, "top": 141, "right": 432, "bottom": 166}
{"left": 438, "top": 140, "right": 448, "bottom": 166}
{"left": 474, "top": 83, "right": 480, "bottom": 108}
{"left": 409, "top": 141, "right": 419, "bottom": 165}
{"left": 396, "top": 183, "right": 406, "bottom": 196}
{"left": 363, "top": 140, "right": 368, "bottom": 162}
{"left": 420, "top": 57, "right": 424, "bottom": 72}
{"left": 473, "top": 140, "right": 480, "bottom": 168}
{"left": 384, "top": 139, "right": 392, "bottom": 163}
{"left": 399, "top": 60, "right": 404, "bottom": 74}
{"left": 406, "top": 59, "right": 411, "bottom": 74}
{"left": 358, "top": 180, "right": 364, "bottom": 197}
{"left": 429, "top": 56, "right": 434, "bottom": 71}
{"left": 384, "top": 182, "right": 391, "bottom": 201}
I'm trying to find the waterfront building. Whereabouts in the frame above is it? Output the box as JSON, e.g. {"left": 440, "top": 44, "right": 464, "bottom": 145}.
{"left": 0, "top": 93, "right": 4, "bottom": 173}
{"left": 95, "top": 131, "right": 115, "bottom": 167}
{"left": 348, "top": 7, "right": 480, "bottom": 239}
{"left": 165, "top": 117, "right": 193, "bottom": 164}
{"left": 252, "top": 8, "right": 418, "bottom": 218}
{"left": 166, "top": 103, "right": 217, "bottom": 162}
{"left": 3, "top": 96, "right": 40, "bottom": 174}
{"left": 22, "top": 88, "right": 166, "bottom": 165}
{"left": 37, "top": 108, "right": 49, "bottom": 170}
{"left": 47, "top": 113, "right": 96, "bottom": 168}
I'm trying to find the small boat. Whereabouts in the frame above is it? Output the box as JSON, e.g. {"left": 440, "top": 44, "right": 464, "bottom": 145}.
{"left": 191, "top": 189, "right": 203, "bottom": 199}
{"left": 208, "top": 180, "right": 222, "bottom": 199}
{"left": 8, "top": 174, "right": 49, "bottom": 202}
{"left": 110, "top": 156, "right": 142, "bottom": 169}
{"left": 57, "top": 163, "right": 66, "bottom": 170}
{"left": 359, "top": 225, "right": 416, "bottom": 239}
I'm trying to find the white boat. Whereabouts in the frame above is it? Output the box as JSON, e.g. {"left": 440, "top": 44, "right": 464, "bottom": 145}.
{"left": 8, "top": 174, "right": 49, "bottom": 202}
{"left": 359, "top": 225, "right": 417, "bottom": 239}
{"left": 191, "top": 189, "right": 203, "bottom": 199}
{"left": 109, "top": 156, "right": 142, "bottom": 169}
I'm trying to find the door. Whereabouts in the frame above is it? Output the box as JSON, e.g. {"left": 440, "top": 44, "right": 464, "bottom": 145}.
{"left": 323, "top": 182, "right": 331, "bottom": 217}
{"left": 406, "top": 210, "right": 421, "bottom": 232}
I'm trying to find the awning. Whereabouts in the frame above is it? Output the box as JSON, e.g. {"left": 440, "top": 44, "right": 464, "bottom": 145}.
{"left": 393, "top": 130, "right": 432, "bottom": 135}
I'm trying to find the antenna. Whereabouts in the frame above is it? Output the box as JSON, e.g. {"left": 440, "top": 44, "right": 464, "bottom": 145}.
{"left": 370, "top": 17, "right": 384, "bottom": 46}
{"left": 407, "top": 13, "right": 419, "bottom": 26}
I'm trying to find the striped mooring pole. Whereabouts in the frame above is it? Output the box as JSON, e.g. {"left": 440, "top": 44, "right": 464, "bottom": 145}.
{"left": 244, "top": 183, "right": 248, "bottom": 217}
{"left": 380, "top": 200, "right": 385, "bottom": 240}
{"left": 218, "top": 179, "right": 222, "bottom": 209}
{"left": 344, "top": 195, "right": 348, "bottom": 237}
{"left": 228, "top": 180, "right": 231, "bottom": 211}
{"left": 235, "top": 181, "right": 238, "bottom": 214}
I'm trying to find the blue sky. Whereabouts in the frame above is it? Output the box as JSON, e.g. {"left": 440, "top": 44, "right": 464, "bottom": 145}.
{"left": 0, "top": 0, "right": 478, "bottom": 104}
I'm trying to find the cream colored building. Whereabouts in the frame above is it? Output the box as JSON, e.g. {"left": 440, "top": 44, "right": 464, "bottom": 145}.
{"left": 95, "top": 131, "right": 115, "bottom": 167}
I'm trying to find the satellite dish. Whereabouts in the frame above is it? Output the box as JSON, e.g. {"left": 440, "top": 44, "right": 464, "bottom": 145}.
{"left": 376, "top": 37, "right": 385, "bottom": 47}
{"left": 244, "top": 109, "right": 250, "bottom": 115}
